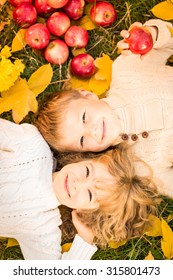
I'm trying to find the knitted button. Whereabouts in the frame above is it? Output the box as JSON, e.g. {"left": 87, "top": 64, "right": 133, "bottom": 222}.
{"left": 121, "top": 134, "right": 129, "bottom": 141}
{"left": 142, "top": 131, "right": 149, "bottom": 138}
{"left": 131, "top": 134, "right": 138, "bottom": 141}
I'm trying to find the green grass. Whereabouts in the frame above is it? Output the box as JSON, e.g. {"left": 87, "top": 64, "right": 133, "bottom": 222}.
{"left": 1, "top": 0, "right": 173, "bottom": 260}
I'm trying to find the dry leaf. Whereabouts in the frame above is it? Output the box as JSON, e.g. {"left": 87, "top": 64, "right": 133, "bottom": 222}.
{"left": 77, "top": 15, "right": 97, "bottom": 30}
{"left": 6, "top": 238, "right": 19, "bottom": 248}
{"left": 144, "top": 251, "right": 155, "bottom": 260}
{"left": 151, "top": 1, "right": 173, "bottom": 20}
{"left": 69, "top": 75, "right": 91, "bottom": 91}
{"left": 62, "top": 243, "right": 72, "bottom": 252}
{"left": 0, "top": 0, "right": 7, "bottom": 7}
{"left": 72, "top": 48, "right": 86, "bottom": 57}
{"left": 89, "top": 75, "right": 109, "bottom": 95}
{"left": 161, "top": 218, "right": 173, "bottom": 259}
{"left": 145, "top": 214, "right": 162, "bottom": 237}
{"left": 11, "top": 29, "right": 27, "bottom": 52}
{"left": 109, "top": 240, "right": 127, "bottom": 249}
{"left": 94, "top": 54, "right": 113, "bottom": 84}
{"left": 28, "top": 64, "right": 53, "bottom": 95}
{"left": 0, "top": 78, "right": 38, "bottom": 123}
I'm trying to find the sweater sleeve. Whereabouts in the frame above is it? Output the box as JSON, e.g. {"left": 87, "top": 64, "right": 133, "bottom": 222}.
{"left": 0, "top": 118, "right": 37, "bottom": 152}
{"left": 18, "top": 233, "right": 97, "bottom": 260}
{"left": 17, "top": 211, "right": 97, "bottom": 260}
{"left": 61, "top": 234, "right": 97, "bottom": 260}
{"left": 143, "top": 19, "right": 173, "bottom": 50}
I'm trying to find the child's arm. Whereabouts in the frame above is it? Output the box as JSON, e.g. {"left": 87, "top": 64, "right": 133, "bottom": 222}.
{"left": 118, "top": 19, "right": 173, "bottom": 60}
{"left": 18, "top": 210, "right": 97, "bottom": 260}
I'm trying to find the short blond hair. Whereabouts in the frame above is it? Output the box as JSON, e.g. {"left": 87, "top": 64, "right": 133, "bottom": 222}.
{"left": 57, "top": 144, "right": 159, "bottom": 247}
{"left": 34, "top": 89, "right": 87, "bottom": 151}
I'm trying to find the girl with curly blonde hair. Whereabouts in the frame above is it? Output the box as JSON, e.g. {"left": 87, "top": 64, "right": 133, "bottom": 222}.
{"left": 56, "top": 144, "right": 159, "bottom": 247}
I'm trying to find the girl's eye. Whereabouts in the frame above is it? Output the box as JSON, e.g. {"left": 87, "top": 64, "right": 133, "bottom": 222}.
{"left": 82, "top": 112, "right": 86, "bottom": 123}
{"left": 86, "top": 166, "right": 89, "bottom": 177}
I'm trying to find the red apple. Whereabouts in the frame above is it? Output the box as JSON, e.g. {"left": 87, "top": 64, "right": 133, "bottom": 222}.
{"left": 34, "top": 0, "right": 56, "bottom": 16}
{"left": 44, "top": 39, "right": 69, "bottom": 65}
{"left": 13, "top": 3, "right": 37, "bottom": 28}
{"left": 46, "top": 12, "right": 71, "bottom": 37}
{"left": 25, "top": 23, "right": 50, "bottom": 49}
{"left": 64, "top": 26, "right": 88, "bottom": 48}
{"left": 70, "top": 53, "right": 96, "bottom": 78}
{"left": 9, "top": 0, "right": 32, "bottom": 7}
{"left": 90, "top": 2, "right": 117, "bottom": 27}
{"left": 125, "top": 26, "right": 153, "bottom": 55}
{"left": 47, "top": 0, "right": 69, "bottom": 8}
{"left": 85, "top": 0, "right": 99, "bottom": 2}
{"left": 63, "top": 0, "right": 85, "bottom": 20}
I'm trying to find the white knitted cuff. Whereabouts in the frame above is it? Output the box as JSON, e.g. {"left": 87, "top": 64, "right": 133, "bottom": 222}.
{"left": 62, "top": 234, "right": 97, "bottom": 260}
{"left": 144, "top": 19, "right": 172, "bottom": 49}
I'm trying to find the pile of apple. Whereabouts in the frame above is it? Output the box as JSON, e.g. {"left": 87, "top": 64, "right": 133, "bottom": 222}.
{"left": 10, "top": 0, "right": 117, "bottom": 78}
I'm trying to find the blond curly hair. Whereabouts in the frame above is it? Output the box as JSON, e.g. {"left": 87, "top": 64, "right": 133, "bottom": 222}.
{"left": 56, "top": 144, "right": 159, "bottom": 248}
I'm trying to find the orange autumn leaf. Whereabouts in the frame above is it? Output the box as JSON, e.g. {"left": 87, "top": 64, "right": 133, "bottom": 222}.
{"left": 145, "top": 214, "right": 162, "bottom": 237}
{"left": 62, "top": 243, "right": 72, "bottom": 252}
{"left": 151, "top": 1, "right": 173, "bottom": 20}
{"left": 144, "top": 251, "right": 155, "bottom": 260}
{"left": 69, "top": 75, "right": 91, "bottom": 91}
{"left": 0, "top": 64, "right": 53, "bottom": 123}
{"left": 161, "top": 218, "right": 173, "bottom": 259}
{"left": 28, "top": 64, "right": 53, "bottom": 95}
{"left": 77, "top": 15, "right": 97, "bottom": 30}
{"left": 0, "top": 78, "right": 38, "bottom": 123}
{"left": 11, "top": 29, "right": 27, "bottom": 52}
{"left": 94, "top": 54, "right": 113, "bottom": 85}
{"left": 89, "top": 75, "right": 109, "bottom": 96}
{"left": 109, "top": 240, "right": 127, "bottom": 249}
{"left": 6, "top": 238, "right": 19, "bottom": 248}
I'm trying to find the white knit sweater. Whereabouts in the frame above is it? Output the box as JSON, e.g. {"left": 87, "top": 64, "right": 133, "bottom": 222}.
{"left": 0, "top": 118, "right": 97, "bottom": 259}
{"left": 104, "top": 19, "right": 173, "bottom": 198}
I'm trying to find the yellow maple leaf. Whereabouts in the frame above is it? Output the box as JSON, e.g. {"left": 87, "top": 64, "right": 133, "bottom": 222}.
{"left": 11, "top": 29, "right": 27, "bottom": 52}
{"left": 0, "top": 0, "right": 7, "bottom": 6}
{"left": 94, "top": 54, "right": 113, "bottom": 85}
{"left": 161, "top": 218, "right": 173, "bottom": 259}
{"left": 72, "top": 48, "right": 86, "bottom": 57}
{"left": 145, "top": 214, "right": 162, "bottom": 237}
{"left": 144, "top": 251, "right": 155, "bottom": 260}
{"left": 89, "top": 75, "right": 109, "bottom": 96}
{"left": 151, "top": 1, "right": 173, "bottom": 20}
{"left": 0, "top": 78, "right": 38, "bottom": 123}
{"left": 6, "top": 238, "right": 19, "bottom": 248}
{"left": 69, "top": 75, "right": 91, "bottom": 91}
{"left": 62, "top": 243, "right": 72, "bottom": 252}
{"left": 28, "top": 64, "right": 53, "bottom": 96}
{"left": 77, "top": 15, "right": 97, "bottom": 30}
{"left": 109, "top": 240, "right": 127, "bottom": 249}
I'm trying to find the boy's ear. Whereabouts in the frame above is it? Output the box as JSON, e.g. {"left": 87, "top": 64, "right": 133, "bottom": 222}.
{"left": 78, "top": 90, "right": 99, "bottom": 100}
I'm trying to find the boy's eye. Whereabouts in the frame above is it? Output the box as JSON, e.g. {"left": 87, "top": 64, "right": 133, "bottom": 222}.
{"left": 82, "top": 112, "right": 86, "bottom": 123}
{"left": 86, "top": 166, "right": 89, "bottom": 177}
{"left": 88, "top": 190, "right": 92, "bottom": 202}
{"left": 80, "top": 136, "right": 84, "bottom": 148}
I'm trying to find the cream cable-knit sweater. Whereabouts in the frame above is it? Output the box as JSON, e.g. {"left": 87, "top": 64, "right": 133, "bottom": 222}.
{"left": 0, "top": 118, "right": 97, "bottom": 260}
{"left": 104, "top": 19, "right": 173, "bottom": 198}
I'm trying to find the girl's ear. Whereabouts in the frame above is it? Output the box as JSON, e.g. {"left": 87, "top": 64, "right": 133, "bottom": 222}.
{"left": 78, "top": 89, "right": 99, "bottom": 101}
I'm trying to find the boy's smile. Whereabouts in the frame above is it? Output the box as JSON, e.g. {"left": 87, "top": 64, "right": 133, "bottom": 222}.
{"left": 57, "top": 93, "right": 121, "bottom": 152}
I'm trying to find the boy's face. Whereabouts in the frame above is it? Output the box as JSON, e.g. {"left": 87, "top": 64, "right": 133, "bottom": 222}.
{"left": 53, "top": 159, "right": 113, "bottom": 210}
{"left": 58, "top": 94, "right": 120, "bottom": 152}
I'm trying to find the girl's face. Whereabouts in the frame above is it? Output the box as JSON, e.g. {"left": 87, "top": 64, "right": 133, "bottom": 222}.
{"left": 53, "top": 159, "right": 114, "bottom": 210}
